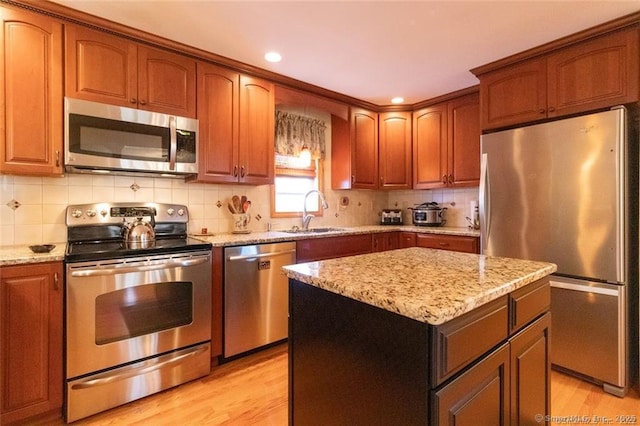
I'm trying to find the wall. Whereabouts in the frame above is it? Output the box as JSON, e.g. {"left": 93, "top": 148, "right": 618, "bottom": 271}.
{"left": 0, "top": 103, "right": 477, "bottom": 246}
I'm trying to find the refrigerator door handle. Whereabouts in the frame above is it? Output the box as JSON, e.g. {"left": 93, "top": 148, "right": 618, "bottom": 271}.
{"left": 550, "top": 279, "right": 620, "bottom": 296}
{"left": 479, "top": 153, "right": 490, "bottom": 252}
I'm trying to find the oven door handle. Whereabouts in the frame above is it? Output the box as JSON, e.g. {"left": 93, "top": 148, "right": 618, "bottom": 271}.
{"left": 70, "top": 344, "right": 208, "bottom": 390}
{"left": 70, "top": 255, "right": 210, "bottom": 277}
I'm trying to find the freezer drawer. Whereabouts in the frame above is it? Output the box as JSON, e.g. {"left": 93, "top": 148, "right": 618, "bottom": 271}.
{"left": 224, "top": 242, "right": 296, "bottom": 358}
{"left": 550, "top": 277, "right": 627, "bottom": 395}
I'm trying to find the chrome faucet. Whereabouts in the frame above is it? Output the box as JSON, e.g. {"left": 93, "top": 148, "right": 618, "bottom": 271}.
{"left": 302, "top": 190, "right": 329, "bottom": 230}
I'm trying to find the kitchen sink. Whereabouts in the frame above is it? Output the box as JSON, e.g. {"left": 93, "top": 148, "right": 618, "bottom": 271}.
{"left": 281, "top": 227, "right": 345, "bottom": 234}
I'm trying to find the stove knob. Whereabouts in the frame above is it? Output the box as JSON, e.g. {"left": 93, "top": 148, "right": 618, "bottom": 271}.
{"left": 71, "top": 209, "right": 83, "bottom": 218}
{"left": 86, "top": 209, "right": 96, "bottom": 217}
{"left": 167, "top": 208, "right": 175, "bottom": 216}
{"left": 177, "top": 208, "right": 185, "bottom": 216}
{"left": 100, "top": 209, "right": 108, "bottom": 217}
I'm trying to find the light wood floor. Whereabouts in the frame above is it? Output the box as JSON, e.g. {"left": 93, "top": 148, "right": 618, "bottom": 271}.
{"left": 46, "top": 343, "right": 639, "bottom": 425}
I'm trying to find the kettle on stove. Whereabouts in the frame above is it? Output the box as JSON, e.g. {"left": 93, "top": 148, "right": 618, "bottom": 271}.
{"left": 121, "top": 209, "right": 156, "bottom": 248}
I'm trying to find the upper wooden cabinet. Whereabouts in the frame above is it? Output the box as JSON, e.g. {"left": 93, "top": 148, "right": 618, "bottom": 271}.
{"left": 65, "top": 25, "right": 197, "bottom": 118}
{"left": 413, "top": 92, "right": 480, "bottom": 189}
{"left": 195, "top": 62, "right": 274, "bottom": 184}
{"left": 379, "top": 111, "right": 412, "bottom": 190}
{"left": 0, "top": 7, "right": 63, "bottom": 176}
{"left": 332, "top": 107, "right": 378, "bottom": 189}
{"left": 333, "top": 108, "right": 412, "bottom": 190}
{"left": 475, "top": 27, "right": 639, "bottom": 131}
{"left": 1, "top": 262, "right": 63, "bottom": 424}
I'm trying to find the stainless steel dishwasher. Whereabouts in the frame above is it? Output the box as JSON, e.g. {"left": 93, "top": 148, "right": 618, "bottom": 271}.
{"left": 224, "top": 241, "right": 296, "bottom": 358}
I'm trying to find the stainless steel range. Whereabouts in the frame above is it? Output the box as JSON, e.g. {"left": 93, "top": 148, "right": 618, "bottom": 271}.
{"left": 64, "top": 202, "right": 212, "bottom": 422}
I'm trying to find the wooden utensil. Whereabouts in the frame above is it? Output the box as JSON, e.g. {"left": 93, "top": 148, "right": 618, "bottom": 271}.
{"left": 242, "top": 200, "right": 250, "bottom": 213}
{"left": 232, "top": 195, "right": 241, "bottom": 213}
{"left": 240, "top": 195, "right": 247, "bottom": 212}
{"left": 228, "top": 203, "right": 236, "bottom": 214}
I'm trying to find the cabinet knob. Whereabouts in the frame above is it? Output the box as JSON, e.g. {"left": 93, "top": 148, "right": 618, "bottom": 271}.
{"left": 139, "top": 99, "right": 147, "bottom": 105}
{"left": 130, "top": 98, "right": 137, "bottom": 104}
{"left": 548, "top": 106, "right": 556, "bottom": 112}
{"left": 538, "top": 108, "right": 545, "bottom": 114}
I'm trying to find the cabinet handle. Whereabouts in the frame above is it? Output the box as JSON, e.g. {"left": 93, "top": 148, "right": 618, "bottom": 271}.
{"left": 55, "top": 150, "right": 60, "bottom": 167}
{"left": 380, "top": 176, "right": 384, "bottom": 186}
{"left": 442, "top": 174, "right": 447, "bottom": 184}
{"left": 130, "top": 98, "right": 137, "bottom": 104}
{"left": 240, "top": 166, "right": 246, "bottom": 177}
{"left": 139, "top": 99, "right": 146, "bottom": 105}
{"left": 351, "top": 175, "right": 355, "bottom": 184}
{"left": 438, "top": 242, "right": 450, "bottom": 247}
{"left": 448, "top": 174, "right": 453, "bottom": 184}
{"left": 233, "top": 165, "right": 238, "bottom": 177}
{"left": 538, "top": 108, "right": 545, "bottom": 114}
{"left": 53, "top": 272, "right": 59, "bottom": 291}
{"left": 548, "top": 106, "right": 556, "bottom": 112}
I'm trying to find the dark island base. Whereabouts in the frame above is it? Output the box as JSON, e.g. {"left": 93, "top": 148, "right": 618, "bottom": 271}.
{"left": 289, "top": 279, "right": 430, "bottom": 425}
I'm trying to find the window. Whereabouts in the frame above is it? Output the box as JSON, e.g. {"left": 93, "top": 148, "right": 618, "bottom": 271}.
{"left": 271, "top": 154, "right": 324, "bottom": 217}
{"left": 272, "top": 109, "right": 327, "bottom": 218}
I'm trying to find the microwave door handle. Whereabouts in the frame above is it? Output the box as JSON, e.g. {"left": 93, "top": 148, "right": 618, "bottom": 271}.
{"left": 169, "top": 116, "right": 177, "bottom": 170}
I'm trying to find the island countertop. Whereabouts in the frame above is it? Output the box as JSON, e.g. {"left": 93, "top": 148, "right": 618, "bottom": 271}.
{"left": 282, "top": 247, "right": 557, "bottom": 325}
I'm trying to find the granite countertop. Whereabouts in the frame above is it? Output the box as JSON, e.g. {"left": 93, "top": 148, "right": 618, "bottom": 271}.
{"left": 195, "top": 225, "right": 480, "bottom": 247}
{"left": 0, "top": 243, "right": 66, "bottom": 266}
{"left": 282, "top": 247, "right": 557, "bottom": 325}
{"left": 0, "top": 225, "right": 479, "bottom": 266}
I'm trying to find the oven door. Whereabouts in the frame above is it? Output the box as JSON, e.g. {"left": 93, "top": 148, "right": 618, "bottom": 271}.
{"left": 66, "top": 251, "right": 211, "bottom": 379}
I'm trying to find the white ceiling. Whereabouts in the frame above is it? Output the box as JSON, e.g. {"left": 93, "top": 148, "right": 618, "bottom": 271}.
{"left": 50, "top": 0, "right": 639, "bottom": 105}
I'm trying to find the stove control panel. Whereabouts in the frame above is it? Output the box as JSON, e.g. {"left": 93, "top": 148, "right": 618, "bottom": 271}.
{"left": 66, "top": 202, "right": 190, "bottom": 226}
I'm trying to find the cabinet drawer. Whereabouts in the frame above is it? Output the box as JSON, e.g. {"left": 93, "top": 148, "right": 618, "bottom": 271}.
{"left": 416, "top": 234, "right": 479, "bottom": 253}
{"left": 509, "top": 278, "right": 550, "bottom": 334}
{"left": 432, "top": 296, "right": 508, "bottom": 386}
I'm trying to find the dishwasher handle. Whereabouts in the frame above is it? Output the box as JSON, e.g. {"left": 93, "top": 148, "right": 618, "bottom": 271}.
{"left": 227, "top": 248, "right": 296, "bottom": 262}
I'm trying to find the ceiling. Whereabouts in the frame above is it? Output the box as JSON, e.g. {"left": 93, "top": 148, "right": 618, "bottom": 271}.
{"left": 49, "top": 0, "right": 639, "bottom": 105}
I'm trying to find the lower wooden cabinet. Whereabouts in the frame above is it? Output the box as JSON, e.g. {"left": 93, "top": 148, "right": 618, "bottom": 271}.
{"left": 433, "top": 312, "right": 551, "bottom": 426}
{"left": 0, "top": 262, "right": 63, "bottom": 424}
{"left": 372, "top": 232, "right": 399, "bottom": 252}
{"left": 416, "top": 233, "right": 479, "bottom": 253}
{"left": 433, "top": 343, "right": 510, "bottom": 426}
{"left": 399, "top": 231, "right": 417, "bottom": 248}
{"left": 296, "top": 234, "right": 373, "bottom": 263}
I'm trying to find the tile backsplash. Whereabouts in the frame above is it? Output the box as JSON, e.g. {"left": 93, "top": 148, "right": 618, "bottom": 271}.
{"left": 0, "top": 173, "right": 478, "bottom": 246}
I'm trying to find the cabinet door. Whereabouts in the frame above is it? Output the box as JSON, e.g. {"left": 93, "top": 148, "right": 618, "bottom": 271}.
{"left": 379, "top": 111, "right": 412, "bottom": 190}
{"left": 448, "top": 93, "right": 480, "bottom": 187}
{"left": 433, "top": 343, "right": 509, "bottom": 426}
{"left": 0, "top": 262, "right": 63, "bottom": 424}
{"left": 138, "top": 45, "right": 196, "bottom": 118}
{"left": 65, "top": 25, "right": 137, "bottom": 108}
{"left": 413, "top": 104, "right": 447, "bottom": 189}
{"left": 350, "top": 108, "right": 379, "bottom": 189}
{"left": 238, "top": 75, "right": 274, "bottom": 185}
{"left": 0, "top": 8, "right": 63, "bottom": 176}
{"left": 510, "top": 313, "right": 551, "bottom": 426}
{"left": 399, "top": 231, "right": 416, "bottom": 248}
{"left": 196, "top": 62, "right": 240, "bottom": 183}
{"left": 372, "top": 232, "right": 400, "bottom": 252}
{"left": 479, "top": 58, "right": 547, "bottom": 131}
{"left": 547, "top": 27, "right": 639, "bottom": 118}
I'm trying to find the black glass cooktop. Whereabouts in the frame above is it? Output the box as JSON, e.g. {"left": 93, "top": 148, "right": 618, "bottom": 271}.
{"left": 65, "top": 237, "right": 212, "bottom": 263}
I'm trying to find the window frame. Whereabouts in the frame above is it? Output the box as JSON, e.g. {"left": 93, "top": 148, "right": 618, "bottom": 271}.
{"left": 270, "top": 158, "right": 324, "bottom": 218}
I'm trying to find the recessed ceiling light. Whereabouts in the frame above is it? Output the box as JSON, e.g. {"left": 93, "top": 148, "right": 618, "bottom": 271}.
{"left": 391, "top": 97, "right": 404, "bottom": 104}
{"left": 264, "top": 51, "right": 282, "bottom": 63}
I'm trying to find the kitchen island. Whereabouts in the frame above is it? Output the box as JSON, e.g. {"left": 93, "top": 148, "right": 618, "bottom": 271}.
{"left": 282, "top": 247, "right": 556, "bottom": 425}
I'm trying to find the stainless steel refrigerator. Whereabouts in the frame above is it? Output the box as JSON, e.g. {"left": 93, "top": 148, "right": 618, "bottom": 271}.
{"left": 480, "top": 107, "right": 638, "bottom": 397}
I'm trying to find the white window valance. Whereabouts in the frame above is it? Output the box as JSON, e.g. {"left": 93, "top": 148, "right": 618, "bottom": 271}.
{"left": 275, "top": 111, "right": 326, "bottom": 160}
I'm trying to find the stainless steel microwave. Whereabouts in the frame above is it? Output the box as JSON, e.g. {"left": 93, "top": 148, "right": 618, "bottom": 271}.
{"left": 64, "top": 97, "right": 198, "bottom": 177}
